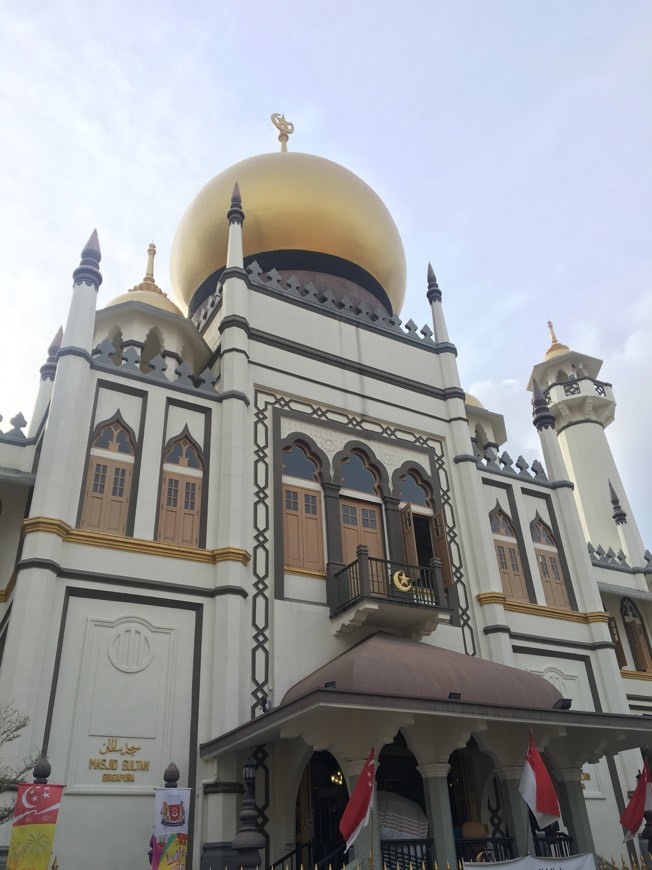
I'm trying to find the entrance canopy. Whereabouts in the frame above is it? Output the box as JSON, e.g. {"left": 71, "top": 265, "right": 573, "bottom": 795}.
{"left": 200, "top": 634, "right": 651, "bottom": 768}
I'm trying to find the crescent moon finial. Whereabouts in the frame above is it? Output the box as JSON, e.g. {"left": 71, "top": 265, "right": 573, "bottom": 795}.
{"left": 271, "top": 113, "right": 295, "bottom": 152}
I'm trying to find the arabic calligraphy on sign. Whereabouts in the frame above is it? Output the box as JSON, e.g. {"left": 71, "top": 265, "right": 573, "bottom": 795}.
{"left": 99, "top": 737, "right": 142, "bottom": 756}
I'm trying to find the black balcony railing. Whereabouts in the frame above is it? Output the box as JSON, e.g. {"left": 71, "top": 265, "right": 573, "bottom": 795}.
{"left": 381, "top": 838, "right": 433, "bottom": 870}
{"left": 329, "top": 545, "right": 458, "bottom": 620}
{"left": 533, "top": 832, "right": 573, "bottom": 857}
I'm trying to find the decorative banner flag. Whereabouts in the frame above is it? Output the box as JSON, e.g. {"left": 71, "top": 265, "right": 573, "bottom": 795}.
{"left": 152, "top": 787, "right": 191, "bottom": 869}
{"left": 7, "top": 782, "right": 64, "bottom": 870}
{"left": 339, "top": 747, "right": 375, "bottom": 851}
{"left": 620, "top": 757, "right": 652, "bottom": 840}
{"left": 518, "top": 734, "right": 560, "bottom": 829}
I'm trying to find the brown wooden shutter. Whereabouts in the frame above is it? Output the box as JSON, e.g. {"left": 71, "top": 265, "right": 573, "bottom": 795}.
{"left": 80, "top": 457, "right": 130, "bottom": 536}
{"left": 158, "top": 471, "right": 201, "bottom": 547}
{"left": 400, "top": 504, "right": 418, "bottom": 565}
{"left": 536, "top": 550, "right": 570, "bottom": 609}
{"left": 608, "top": 617, "right": 627, "bottom": 668}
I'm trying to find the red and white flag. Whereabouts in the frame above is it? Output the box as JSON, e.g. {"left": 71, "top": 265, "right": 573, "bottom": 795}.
{"left": 620, "top": 758, "right": 652, "bottom": 840}
{"left": 339, "top": 747, "right": 375, "bottom": 851}
{"left": 519, "top": 734, "right": 560, "bottom": 829}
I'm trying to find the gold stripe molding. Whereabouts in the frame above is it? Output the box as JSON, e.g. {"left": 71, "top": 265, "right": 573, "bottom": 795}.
{"left": 21, "top": 517, "right": 251, "bottom": 566}
{"left": 476, "top": 591, "right": 609, "bottom": 624}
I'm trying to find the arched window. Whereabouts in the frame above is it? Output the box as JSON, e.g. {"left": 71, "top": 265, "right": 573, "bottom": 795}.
{"left": 490, "top": 507, "right": 528, "bottom": 601}
{"left": 281, "top": 443, "right": 325, "bottom": 574}
{"left": 157, "top": 432, "right": 204, "bottom": 548}
{"left": 530, "top": 516, "right": 570, "bottom": 609}
{"left": 80, "top": 417, "right": 136, "bottom": 536}
{"left": 398, "top": 471, "right": 452, "bottom": 587}
{"left": 339, "top": 451, "right": 384, "bottom": 565}
{"left": 621, "top": 598, "right": 652, "bottom": 672}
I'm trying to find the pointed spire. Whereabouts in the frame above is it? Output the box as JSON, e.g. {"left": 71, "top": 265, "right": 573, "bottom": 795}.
{"left": 72, "top": 229, "right": 102, "bottom": 289}
{"left": 426, "top": 262, "right": 442, "bottom": 303}
{"left": 544, "top": 320, "right": 570, "bottom": 359}
{"left": 129, "top": 243, "right": 167, "bottom": 296}
{"left": 227, "top": 182, "right": 245, "bottom": 225}
{"left": 609, "top": 481, "right": 627, "bottom": 525}
{"left": 40, "top": 326, "right": 63, "bottom": 381}
{"left": 532, "top": 379, "right": 556, "bottom": 431}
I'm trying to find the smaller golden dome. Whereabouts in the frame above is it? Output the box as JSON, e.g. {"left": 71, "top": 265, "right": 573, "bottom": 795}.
{"left": 544, "top": 320, "right": 570, "bottom": 359}
{"left": 105, "top": 243, "right": 183, "bottom": 316}
{"left": 465, "top": 393, "right": 484, "bottom": 409}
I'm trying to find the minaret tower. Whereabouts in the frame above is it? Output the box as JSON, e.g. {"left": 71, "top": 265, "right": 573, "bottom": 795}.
{"left": 528, "top": 323, "right": 645, "bottom": 563}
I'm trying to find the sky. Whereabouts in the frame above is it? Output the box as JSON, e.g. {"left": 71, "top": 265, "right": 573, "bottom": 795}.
{"left": 0, "top": 0, "right": 650, "bottom": 547}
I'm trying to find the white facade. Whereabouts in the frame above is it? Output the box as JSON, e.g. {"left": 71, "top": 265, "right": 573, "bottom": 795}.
{"left": 0, "top": 147, "right": 650, "bottom": 870}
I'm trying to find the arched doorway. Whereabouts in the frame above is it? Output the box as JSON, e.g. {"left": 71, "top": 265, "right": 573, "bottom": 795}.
{"left": 448, "top": 739, "right": 510, "bottom": 861}
{"left": 376, "top": 733, "right": 430, "bottom": 867}
{"left": 295, "top": 751, "right": 349, "bottom": 867}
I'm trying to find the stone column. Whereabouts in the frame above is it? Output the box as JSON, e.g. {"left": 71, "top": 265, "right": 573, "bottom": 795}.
{"left": 496, "top": 767, "right": 531, "bottom": 857}
{"left": 419, "top": 762, "right": 457, "bottom": 868}
{"left": 555, "top": 768, "right": 594, "bottom": 855}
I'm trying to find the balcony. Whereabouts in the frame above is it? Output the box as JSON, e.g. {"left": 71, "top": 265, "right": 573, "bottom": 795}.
{"left": 328, "top": 545, "right": 458, "bottom": 637}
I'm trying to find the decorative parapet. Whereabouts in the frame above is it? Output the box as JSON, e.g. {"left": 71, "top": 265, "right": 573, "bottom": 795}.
{"left": 0, "top": 413, "right": 28, "bottom": 441}
{"left": 542, "top": 377, "right": 613, "bottom": 403}
{"left": 465, "top": 444, "right": 549, "bottom": 483}
{"left": 92, "top": 335, "right": 218, "bottom": 394}
{"left": 191, "top": 262, "right": 441, "bottom": 350}
{"left": 587, "top": 542, "right": 630, "bottom": 570}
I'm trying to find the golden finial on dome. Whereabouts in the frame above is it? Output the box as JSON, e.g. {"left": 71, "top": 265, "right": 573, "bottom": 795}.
{"left": 271, "top": 113, "right": 295, "bottom": 152}
{"left": 545, "top": 320, "right": 570, "bottom": 359}
{"left": 130, "top": 242, "right": 166, "bottom": 296}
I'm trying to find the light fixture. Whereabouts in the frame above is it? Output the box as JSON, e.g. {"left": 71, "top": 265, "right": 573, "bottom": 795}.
{"left": 242, "top": 756, "right": 256, "bottom": 783}
{"left": 553, "top": 698, "right": 572, "bottom": 710}
{"left": 448, "top": 692, "right": 462, "bottom": 701}
{"left": 325, "top": 680, "right": 337, "bottom": 689}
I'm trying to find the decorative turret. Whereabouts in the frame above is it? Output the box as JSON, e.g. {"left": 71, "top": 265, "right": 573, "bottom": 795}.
{"left": 609, "top": 482, "right": 627, "bottom": 526}
{"left": 72, "top": 229, "right": 102, "bottom": 290}
{"left": 61, "top": 230, "right": 103, "bottom": 353}
{"left": 531, "top": 379, "right": 556, "bottom": 432}
{"left": 426, "top": 263, "right": 449, "bottom": 344}
{"left": 103, "top": 243, "right": 182, "bottom": 315}
{"left": 528, "top": 323, "right": 646, "bottom": 563}
{"left": 226, "top": 182, "right": 245, "bottom": 269}
{"left": 28, "top": 327, "right": 64, "bottom": 437}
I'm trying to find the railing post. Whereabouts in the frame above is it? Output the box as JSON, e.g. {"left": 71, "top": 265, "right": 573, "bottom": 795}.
{"left": 429, "top": 558, "right": 446, "bottom": 607}
{"left": 357, "top": 545, "right": 370, "bottom": 597}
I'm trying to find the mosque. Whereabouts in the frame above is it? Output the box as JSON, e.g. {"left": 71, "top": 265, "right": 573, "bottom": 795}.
{"left": 0, "top": 116, "right": 650, "bottom": 869}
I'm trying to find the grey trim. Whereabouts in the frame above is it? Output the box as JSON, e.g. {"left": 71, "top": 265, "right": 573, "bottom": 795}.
{"left": 90, "top": 362, "right": 222, "bottom": 402}
{"left": 200, "top": 685, "right": 652, "bottom": 759}
{"left": 599, "top": 582, "right": 652, "bottom": 601}
{"left": 521, "top": 488, "right": 579, "bottom": 611}
{"left": 487, "top": 624, "right": 615, "bottom": 651}
{"left": 16, "top": 557, "right": 248, "bottom": 599}
{"left": 511, "top": 645, "right": 602, "bottom": 710}
{"left": 220, "top": 390, "right": 250, "bottom": 405}
{"left": 0, "top": 469, "right": 35, "bottom": 485}
{"left": 249, "top": 327, "right": 465, "bottom": 402}
{"left": 219, "top": 346, "right": 250, "bottom": 361}
{"left": 254, "top": 358, "right": 463, "bottom": 423}
{"left": 483, "top": 479, "right": 537, "bottom": 602}
{"left": 483, "top": 624, "right": 511, "bottom": 635}
{"left": 57, "top": 346, "right": 93, "bottom": 364}
{"left": 557, "top": 419, "right": 605, "bottom": 435}
{"left": 218, "top": 314, "right": 251, "bottom": 337}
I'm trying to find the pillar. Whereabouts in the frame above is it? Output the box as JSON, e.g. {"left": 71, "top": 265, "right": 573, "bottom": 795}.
{"left": 497, "top": 767, "right": 531, "bottom": 857}
{"left": 555, "top": 768, "right": 594, "bottom": 855}
{"left": 419, "top": 762, "right": 457, "bottom": 868}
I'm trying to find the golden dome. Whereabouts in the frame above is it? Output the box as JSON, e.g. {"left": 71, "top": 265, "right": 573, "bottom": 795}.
{"left": 170, "top": 151, "right": 407, "bottom": 314}
{"left": 105, "top": 243, "right": 183, "bottom": 316}
{"left": 465, "top": 393, "right": 484, "bottom": 409}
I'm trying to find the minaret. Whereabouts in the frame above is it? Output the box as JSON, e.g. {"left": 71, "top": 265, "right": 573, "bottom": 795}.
{"left": 528, "top": 323, "right": 646, "bottom": 562}
{"left": 29, "top": 232, "right": 101, "bottom": 520}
